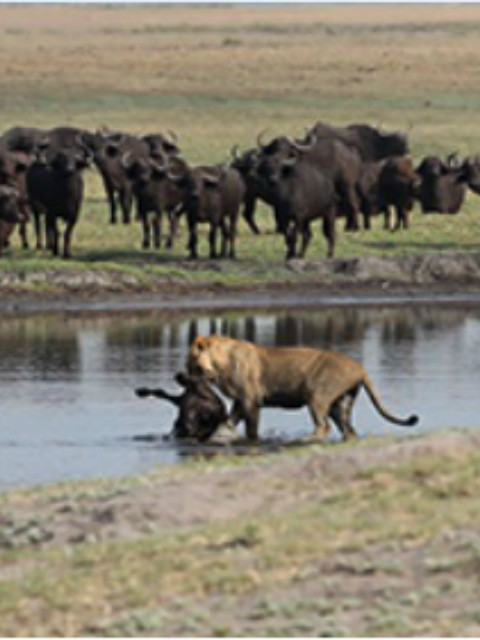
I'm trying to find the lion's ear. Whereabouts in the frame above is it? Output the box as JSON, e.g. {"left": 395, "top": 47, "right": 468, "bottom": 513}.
{"left": 193, "top": 335, "right": 211, "bottom": 351}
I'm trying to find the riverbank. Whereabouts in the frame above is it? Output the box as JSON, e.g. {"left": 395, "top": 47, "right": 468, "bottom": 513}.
{"left": 1, "top": 251, "right": 480, "bottom": 316}
{"left": 1, "top": 428, "right": 480, "bottom": 636}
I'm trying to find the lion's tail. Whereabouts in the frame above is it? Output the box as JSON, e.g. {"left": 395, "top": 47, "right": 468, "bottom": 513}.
{"left": 361, "top": 374, "right": 419, "bottom": 427}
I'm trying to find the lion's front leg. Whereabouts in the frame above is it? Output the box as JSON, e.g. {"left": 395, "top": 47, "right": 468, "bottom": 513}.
{"left": 229, "top": 399, "right": 260, "bottom": 441}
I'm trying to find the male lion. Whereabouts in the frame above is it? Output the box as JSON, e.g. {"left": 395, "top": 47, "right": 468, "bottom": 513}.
{"left": 187, "top": 334, "right": 418, "bottom": 441}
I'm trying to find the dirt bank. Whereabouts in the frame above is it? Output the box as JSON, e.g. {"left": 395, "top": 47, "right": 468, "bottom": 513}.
{"left": 1, "top": 429, "right": 480, "bottom": 636}
{"left": 1, "top": 251, "right": 480, "bottom": 316}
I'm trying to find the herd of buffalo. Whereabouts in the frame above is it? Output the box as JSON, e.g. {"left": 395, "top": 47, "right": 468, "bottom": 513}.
{"left": 1, "top": 121, "right": 479, "bottom": 260}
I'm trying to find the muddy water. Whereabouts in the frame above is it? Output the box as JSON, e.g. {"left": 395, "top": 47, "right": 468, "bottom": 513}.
{"left": 1, "top": 304, "right": 479, "bottom": 490}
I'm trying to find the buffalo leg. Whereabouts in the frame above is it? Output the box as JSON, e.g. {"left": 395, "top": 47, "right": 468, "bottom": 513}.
{"left": 46, "top": 217, "right": 59, "bottom": 257}
{"left": 165, "top": 208, "right": 180, "bottom": 249}
{"left": 322, "top": 213, "right": 336, "bottom": 258}
{"left": 209, "top": 223, "right": 219, "bottom": 259}
{"left": 33, "top": 210, "right": 43, "bottom": 250}
{"left": 152, "top": 214, "right": 161, "bottom": 250}
{"left": 228, "top": 214, "right": 238, "bottom": 259}
{"left": 141, "top": 214, "right": 151, "bottom": 250}
{"left": 63, "top": 220, "right": 76, "bottom": 259}
{"left": 243, "top": 193, "right": 260, "bottom": 235}
{"left": 383, "top": 207, "right": 393, "bottom": 231}
{"left": 299, "top": 222, "right": 312, "bottom": 258}
{"left": 119, "top": 187, "right": 132, "bottom": 225}
{"left": 105, "top": 183, "right": 117, "bottom": 225}
{"left": 285, "top": 222, "right": 298, "bottom": 260}
{"left": 18, "top": 221, "right": 29, "bottom": 250}
{"left": 187, "top": 219, "right": 198, "bottom": 259}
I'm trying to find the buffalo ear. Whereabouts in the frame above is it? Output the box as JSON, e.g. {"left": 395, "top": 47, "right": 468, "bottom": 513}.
{"left": 15, "top": 161, "right": 28, "bottom": 174}
{"left": 105, "top": 143, "right": 120, "bottom": 158}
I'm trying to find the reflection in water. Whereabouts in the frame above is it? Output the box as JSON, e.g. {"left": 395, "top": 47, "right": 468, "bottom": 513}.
{"left": 0, "top": 305, "right": 479, "bottom": 490}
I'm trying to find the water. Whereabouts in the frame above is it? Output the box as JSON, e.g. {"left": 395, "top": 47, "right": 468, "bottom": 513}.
{"left": 1, "top": 304, "right": 480, "bottom": 490}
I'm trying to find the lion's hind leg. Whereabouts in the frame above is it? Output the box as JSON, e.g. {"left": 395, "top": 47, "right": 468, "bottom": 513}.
{"left": 307, "top": 396, "right": 331, "bottom": 441}
{"left": 329, "top": 387, "right": 359, "bottom": 440}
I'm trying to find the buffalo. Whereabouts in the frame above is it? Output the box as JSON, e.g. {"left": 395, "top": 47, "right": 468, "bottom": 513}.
{"left": 303, "top": 121, "right": 410, "bottom": 162}
{"left": 0, "top": 185, "right": 23, "bottom": 257}
{"left": 357, "top": 156, "right": 420, "bottom": 230}
{"left": 122, "top": 151, "right": 184, "bottom": 250}
{"left": 94, "top": 130, "right": 179, "bottom": 225}
{"left": 135, "top": 371, "right": 228, "bottom": 442}
{"left": 416, "top": 155, "right": 468, "bottom": 215}
{"left": 255, "top": 151, "right": 337, "bottom": 259}
{"left": 26, "top": 146, "right": 92, "bottom": 258}
{"left": 167, "top": 161, "right": 245, "bottom": 259}
{"left": 255, "top": 133, "right": 362, "bottom": 232}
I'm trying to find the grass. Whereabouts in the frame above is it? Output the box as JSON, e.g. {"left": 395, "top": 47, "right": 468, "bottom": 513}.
{"left": 1, "top": 4, "right": 480, "bottom": 292}
{"left": 1, "top": 432, "right": 480, "bottom": 635}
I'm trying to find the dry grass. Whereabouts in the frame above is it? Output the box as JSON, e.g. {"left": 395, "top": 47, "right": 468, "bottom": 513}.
{"left": 1, "top": 4, "right": 480, "bottom": 277}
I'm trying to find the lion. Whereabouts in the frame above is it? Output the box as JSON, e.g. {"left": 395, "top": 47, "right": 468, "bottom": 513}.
{"left": 187, "top": 334, "right": 418, "bottom": 441}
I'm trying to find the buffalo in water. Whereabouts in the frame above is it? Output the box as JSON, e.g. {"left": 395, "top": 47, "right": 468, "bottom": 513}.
{"left": 135, "top": 372, "right": 228, "bottom": 442}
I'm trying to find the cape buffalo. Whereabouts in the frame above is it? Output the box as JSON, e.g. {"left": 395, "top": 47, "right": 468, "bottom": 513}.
{"left": 304, "top": 121, "right": 410, "bottom": 162}
{"left": 416, "top": 155, "right": 468, "bottom": 214}
{"left": 122, "top": 151, "right": 184, "bottom": 250}
{"left": 255, "top": 151, "right": 337, "bottom": 259}
{"left": 256, "top": 133, "right": 362, "bottom": 232}
{"left": 26, "top": 146, "right": 92, "bottom": 258}
{"left": 357, "top": 156, "right": 420, "bottom": 230}
{"left": 167, "top": 160, "right": 245, "bottom": 259}
{"left": 135, "top": 371, "right": 228, "bottom": 442}
{"left": 0, "top": 185, "right": 23, "bottom": 257}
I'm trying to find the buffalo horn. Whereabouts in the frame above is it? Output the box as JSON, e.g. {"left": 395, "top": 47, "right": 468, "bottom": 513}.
{"left": 166, "top": 129, "right": 178, "bottom": 144}
{"left": 256, "top": 128, "right": 269, "bottom": 149}
{"left": 149, "top": 156, "right": 166, "bottom": 173}
{"left": 121, "top": 151, "right": 134, "bottom": 170}
{"left": 286, "top": 135, "right": 314, "bottom": 153}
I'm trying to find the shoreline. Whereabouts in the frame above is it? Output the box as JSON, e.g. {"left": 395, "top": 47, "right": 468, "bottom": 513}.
{"left": 1, "top": 252, "right": 480, "bottom": 316}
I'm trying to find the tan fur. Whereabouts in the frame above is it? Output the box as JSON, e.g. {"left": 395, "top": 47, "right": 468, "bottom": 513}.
{"left": 188, "top": 334, "right": 418, "bottom": 441}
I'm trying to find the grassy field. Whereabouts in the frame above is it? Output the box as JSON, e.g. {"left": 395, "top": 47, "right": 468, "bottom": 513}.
{"left": 1, "top": 4, "right": 480, "bottom": 288}
{"left": 1, "top": 429, "right": 480, "bottom": 636}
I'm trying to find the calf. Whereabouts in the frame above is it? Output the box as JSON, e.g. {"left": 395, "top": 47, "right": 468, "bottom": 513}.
{"left": 122, "top": 152, "right": 184, "bottom": 250}
{"left": 26, "top": 147, "right": 91, "bottom": 258}
{"left": 0, "top": 185, "right": 23, "bottom": 257}
{"left": 0, "top": 149, "right": 31, "bottom": 249}
{"left": 357, "top": 156, "right": 420, "bottom": 230}
{"left": 135, "top": 372, "right": 228, "bottom": 442}
{"left": 94, "top": 130, "right": 179, "bottom": 225}
{"left": 168, "top": 161, "right": 245, "bottom": 259}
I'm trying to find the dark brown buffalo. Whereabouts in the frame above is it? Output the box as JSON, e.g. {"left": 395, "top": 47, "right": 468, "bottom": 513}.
{"left": 304, "top": 121, "right": 410, "bottom": 161}
{"left": 26, "top": 146, "right": 92, "bottom": 258}
{"left": 255, "top": 151, "right": 337, "bottom": 259}
{"left": 0, "top": 126, "right": 48, "bottom": 154}
{"left": 416, "top": 155, "right": 468, "bottom": 214}
{"left": 135, "top": 371, "right": 228, "bottom": 442}
{"left": 93, "top": 130, "right": 179, "bottom": 225}
{"left": 256, "top": 134, "right": 362, "bottom": 231}
{"left": 230, "top": 145, "right": 283, "bottom": 234}
{"left": 167, "top": 161, "right": 245, "bottom": 259}
{"left": 357, "top": 156, "right": 420, "bottom": 230}
{"left": 0, "top": 185, "right": 23, "bottom": 257}
{"left": 0, "top": 149, "right": 31, "bottom": 249}
{"left": 122, "top": 152, "right": 184, "bottom": 250}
